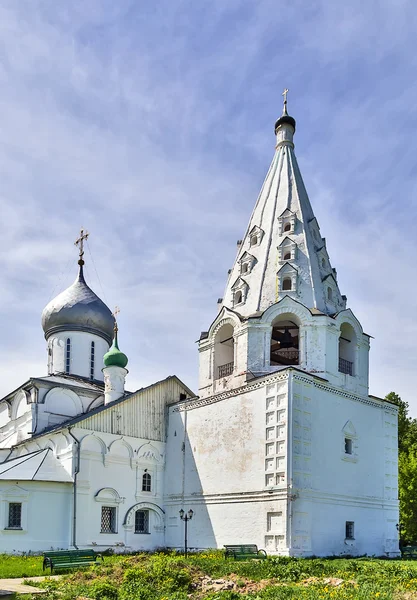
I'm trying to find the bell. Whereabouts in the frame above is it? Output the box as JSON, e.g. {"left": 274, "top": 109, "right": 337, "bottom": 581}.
{"left": 280, "top": 327, "right": 293, "bottom": 348}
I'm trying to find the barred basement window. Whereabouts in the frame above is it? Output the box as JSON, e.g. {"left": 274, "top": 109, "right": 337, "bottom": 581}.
{"left": 65, "top": 338, "right": 71, "bottom": 374}
{"left": 142, "top": 472, "right": 151, "bottom": 492}
{"left": 8, "top": 503, "right": 22, "bottom": 529}
{"left": 135, "top": 510, "right": 149, "bottom": 534}
{"left": 345, "top": 521, "right": 355, "bottom": 540}
{"left": 90, "top": 341, "right": 95, "bottom": 380}
{"left": 101, "top": 506, "right": 117, "bottom": 533}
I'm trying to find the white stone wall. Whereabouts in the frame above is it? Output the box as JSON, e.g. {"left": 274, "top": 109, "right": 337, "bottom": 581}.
{"left": 72, "top": 428, "right": 166, "bottom": 551}
{"left": 289, "top": 372, "right": 399, "bottom": 556}
{"left": 165, "top": 370, "right": 399, "bottom": 556}
{"left": 0, "top": 481, "right": 72, "bottom": 553}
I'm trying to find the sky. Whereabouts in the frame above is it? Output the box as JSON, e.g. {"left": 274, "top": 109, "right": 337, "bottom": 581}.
{"left": 1, "top": 0, "right": 417, "bottom": 411}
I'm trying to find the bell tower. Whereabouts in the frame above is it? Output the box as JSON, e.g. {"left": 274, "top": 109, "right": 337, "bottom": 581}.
{"left": 166, "top": 93, "right": 398, "bottom": 558}
{"left": 198, "top": 93, "right": 370, "bottom": 399}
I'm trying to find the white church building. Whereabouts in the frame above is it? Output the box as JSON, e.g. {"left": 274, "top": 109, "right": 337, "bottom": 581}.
{"left": 0, "top": 98, "right": 399, "bottom": 557}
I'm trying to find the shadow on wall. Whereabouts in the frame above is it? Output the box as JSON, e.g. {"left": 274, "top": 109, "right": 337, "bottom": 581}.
{"left": 164, "top": 407, "right": 216, "bottom": 551}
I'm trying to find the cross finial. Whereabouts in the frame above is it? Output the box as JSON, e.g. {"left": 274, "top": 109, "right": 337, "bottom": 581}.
{"left": 74, "top": 228, "right": 89, "bottom": 266}
{"left": 112, "top": 306, "right": 120, "bottom": 334}
{"left": 282, "top": 88, "right": 289, "bottom": 114}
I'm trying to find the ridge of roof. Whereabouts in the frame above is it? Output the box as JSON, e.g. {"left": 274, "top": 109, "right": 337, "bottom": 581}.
{"left": 11, "top": 374, "right": 195, "bottom": 446}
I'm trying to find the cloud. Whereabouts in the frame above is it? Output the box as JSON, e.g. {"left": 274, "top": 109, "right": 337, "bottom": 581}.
{"left": 0, "top": 0, "right": 416, "bottom": 413}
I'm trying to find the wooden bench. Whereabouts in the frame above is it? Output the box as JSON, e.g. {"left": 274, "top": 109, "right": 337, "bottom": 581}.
{"left": 43, "top": 550, "right": 103, "bottom": 573}
{"left": 401, "top": 545, "right": 417, "bottom": 558}
{"left": 224, "top": 544, "right": 267, "bottom": 560}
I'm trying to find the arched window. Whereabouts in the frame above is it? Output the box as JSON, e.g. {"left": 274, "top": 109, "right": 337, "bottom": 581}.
{"left": 90, "top": 341, "right": 95, "bottom": 380}
{"left": 250, "top": 235, "right": 258, "bottom": 246}
{"left": 327, "top": 287, "right": 333, "bottom": 301}
{"left": 65, "top": 338, "right": 71, "bottom": 374}
{"left": 135, "top": 509, "right": 149, "bottom": 534}
{"left": 338, "top": 323, "right": 357, "bottom": 376}
{"left": 270, "top": 316, "right": 300, "bottom": 366}
{"left": 214, "top": 323, "right": 234, "bottom": 379}
{"left": 234, "top": 290, "right": 243, "bottom": 305}
{"left": 142, "top": 472, "right": 151, "bottom": 492}
{"left": 283, "top": 252, "right": 291, "bottom": 261}
{"left": 321, "top": 257, "right": 326, "bottom": 268}
{"left": 282, "top": 278, "right": 292, "bottom": 291}
{"left": 284, "top": 222, "right": 291, "bottom": 232}
{"left": 242, "top": 263, "right": 248, "bottom": 274}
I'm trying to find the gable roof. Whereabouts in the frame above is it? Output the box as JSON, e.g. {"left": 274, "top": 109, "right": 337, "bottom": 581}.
{"left": 11, "top": 375, "right": 194, "bottom": 446}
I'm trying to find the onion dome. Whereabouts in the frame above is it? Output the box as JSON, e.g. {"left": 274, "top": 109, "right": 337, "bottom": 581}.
{"left": 103, "top": 324, "right": 128, "bottom": 368}
{"left": 41, "top": 264, "right": 115, "bottom": 344}
{"left": 274, "top": 89, "right": 296, "bottom": 133}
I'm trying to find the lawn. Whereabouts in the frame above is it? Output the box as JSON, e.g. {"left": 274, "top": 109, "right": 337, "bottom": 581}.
{"left": 3, "top": 552, "right": 417, "bottom": 600}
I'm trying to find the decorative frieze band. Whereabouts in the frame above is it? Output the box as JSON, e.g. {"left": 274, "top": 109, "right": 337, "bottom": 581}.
{"left": 172, "top": 372, "right": 289, "bottom": 412}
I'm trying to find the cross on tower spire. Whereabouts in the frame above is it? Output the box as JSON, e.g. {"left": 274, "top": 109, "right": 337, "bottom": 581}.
{"left": 74, "top": 228, "right": 89, "bottom": 266}
{"left": 282, "top": 88, "right": 289, "bottom": 115}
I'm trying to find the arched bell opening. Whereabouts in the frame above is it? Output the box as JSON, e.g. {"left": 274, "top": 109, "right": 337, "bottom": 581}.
{"left": 214, "top": 323, "right": 235, "bottom": 379}
{"left": 270, "top": 315, "right": 300, "bottom": 367}
{"left": 338, "top": 323, "right": 357, "bottom": 376}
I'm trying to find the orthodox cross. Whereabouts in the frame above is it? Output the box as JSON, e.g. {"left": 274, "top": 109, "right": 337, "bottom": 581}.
{"left": 75, "top": 228, "right": 89, "bottom": 265}
{"left": 112, "top": 306, "right": 120, "bottom": 333}
{"left": 282, "top": 88, "right": 289, "bottom": 111}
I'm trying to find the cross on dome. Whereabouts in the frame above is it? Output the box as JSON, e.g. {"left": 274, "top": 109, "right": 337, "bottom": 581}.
{"left": 112, "top": 306, "right": 120, "bottom": 334}
{"left": 74, "top": 228, "right": 89, "bottom": 266}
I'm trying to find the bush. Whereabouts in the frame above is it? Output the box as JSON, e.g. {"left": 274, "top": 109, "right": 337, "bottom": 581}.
{"left": 88, "top": 580, "right": 119, "bottom": 600}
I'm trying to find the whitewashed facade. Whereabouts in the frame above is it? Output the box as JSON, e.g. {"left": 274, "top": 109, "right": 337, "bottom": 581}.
{"left": 0, "top": 100, "right": 399, "bottom": 556}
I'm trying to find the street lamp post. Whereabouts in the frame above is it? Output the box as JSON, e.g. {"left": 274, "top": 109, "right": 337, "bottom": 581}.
{"left": 179, "top": 509, "right": 194, "bottom": 557}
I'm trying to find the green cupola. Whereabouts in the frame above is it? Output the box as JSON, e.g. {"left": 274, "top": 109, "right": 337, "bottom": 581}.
{"left": 103, "top": 323, "right": 128, "bottom": 369}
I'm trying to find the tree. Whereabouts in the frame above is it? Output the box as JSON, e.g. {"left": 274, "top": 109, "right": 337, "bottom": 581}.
{"left": 385, "top": 392, "right": 417, "bottom": 453}
{"left": 399, "top": 449, "right": 417, "bottom": 544}
{"left": 386, "top": 392, "right": 417, "bottom": 543}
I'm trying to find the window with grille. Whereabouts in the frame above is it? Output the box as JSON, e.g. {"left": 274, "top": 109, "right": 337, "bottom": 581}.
{"left": 8, "top": 503, "right": 22, "bottom": 529}
{"left": 90, "top": 341, "right": 95, "bottom": 380}
{"left": 345, "top": 521, "right": 354, "bottom": 540}
{"left": 142, "top": 472, "right": 151, "bottom": 492}
{"left": 101, "top": 506, "right": 116, "bottom": 533}
{"left": 65, "top": 338, "right": 71, "bottom": 374}
{"left": 135, "top": 510, "right": 149, "bottom": 534}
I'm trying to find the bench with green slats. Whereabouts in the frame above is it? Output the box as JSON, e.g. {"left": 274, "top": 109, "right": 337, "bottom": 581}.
{"left": 43, "top": 549, "right": 103, "bottom": 573}
{"left": 401, "top": 545, "right": 417, "bottom": 558}
{"left": 224, "top": 544, "right": 267, "bottom": 560}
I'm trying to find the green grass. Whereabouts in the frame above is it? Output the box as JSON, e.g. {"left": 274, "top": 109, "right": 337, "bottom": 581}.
{"left": 0, "top": 554, "right": 44, "bottom": 578}
{"left": 4, "top": 552, "right": 417, "bottom": 600}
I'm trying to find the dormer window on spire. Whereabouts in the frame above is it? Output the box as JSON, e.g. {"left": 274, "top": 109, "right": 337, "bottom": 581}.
{"left": 277, "top": 264, "right": 298, "bottom": 298}
{"left": 231, "top": 277, "right": 249, "bottom": 307}
{"left": 278, "top": 238, "right": 297, "bottom": 263}
{"left": 278, "top": 209, "right": 297, "bottom": 236}
{"left": 249, "top": 225, "right": 264, "bottom": 248}
{"left": 239, "top": 252, "right": 256, "bottom": 276}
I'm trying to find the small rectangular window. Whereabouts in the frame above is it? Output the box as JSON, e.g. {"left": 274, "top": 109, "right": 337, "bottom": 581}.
{"left": 90, "top": 341, "right": 95, "bottom": 380}
{"left": 345, "top": 521, "right": 354, "bottom": 540}
{"left": 8, "top": 503, "right": 22, "bottom": 529}
{"left": 101, "top": 506, "right": 117, "bottom": 533}
{"left": 65, "top": 338, "right": 71, "bottom": 375}
{"left": 135, "top": 510, "right": 149, "bottom": 534}
{"left": 344, "top": 438, "right": 353, "bottom": 455}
